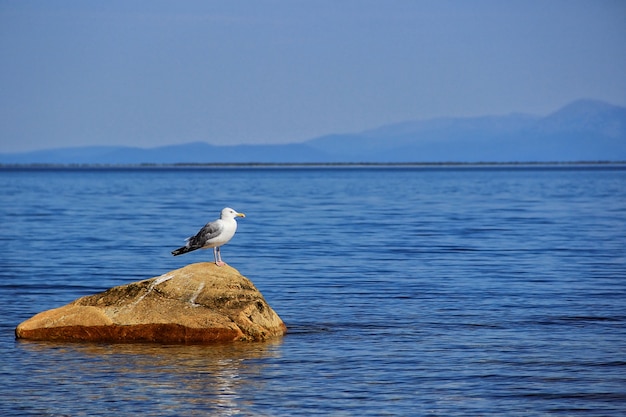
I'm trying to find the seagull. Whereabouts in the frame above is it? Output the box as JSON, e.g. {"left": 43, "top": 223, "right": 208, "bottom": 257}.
{"left": 171, "top": 207, "right": 245, "bottom": 266}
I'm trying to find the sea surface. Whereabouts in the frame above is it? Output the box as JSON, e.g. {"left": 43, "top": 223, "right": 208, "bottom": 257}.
{"left": 1, "top": 165, "right": 625, "bottom": 416}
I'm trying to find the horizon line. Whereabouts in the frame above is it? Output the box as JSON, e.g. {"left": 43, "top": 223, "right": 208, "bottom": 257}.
{"left": 2, "top": 161, "right": 625, "bottom": 170}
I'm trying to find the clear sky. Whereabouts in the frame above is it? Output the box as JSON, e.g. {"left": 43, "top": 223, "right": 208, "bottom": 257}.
{"left": 1, "top": 0, "right": 625, "bottom": 152}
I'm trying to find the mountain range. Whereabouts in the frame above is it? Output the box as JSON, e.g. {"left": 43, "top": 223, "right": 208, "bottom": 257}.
{"left": 2, "top": 99, "right": 625, "bottom": 164}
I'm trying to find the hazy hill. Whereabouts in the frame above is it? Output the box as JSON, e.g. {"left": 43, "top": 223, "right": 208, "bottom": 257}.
{"left": 305, "top": 99, "right": 626, "bottom": 162}
{"left": 0, "top": 142, "right": 330, "bottom": 164}
{"left": 1, "top": 99, "right": 624, "bottom": 164}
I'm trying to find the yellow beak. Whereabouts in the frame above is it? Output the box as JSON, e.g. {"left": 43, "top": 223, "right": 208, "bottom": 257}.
{"left": 237, "top": 213, "right": 246, "bottom": 218}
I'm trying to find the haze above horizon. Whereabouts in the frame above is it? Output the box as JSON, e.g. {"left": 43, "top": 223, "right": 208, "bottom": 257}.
{"left": 1, "top": 0, "right": 625, "bottom": 153}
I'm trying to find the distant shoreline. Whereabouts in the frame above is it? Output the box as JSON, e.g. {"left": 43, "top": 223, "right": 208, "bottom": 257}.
{"left": 1, "top": 161, "right": 626, "bottom": 170}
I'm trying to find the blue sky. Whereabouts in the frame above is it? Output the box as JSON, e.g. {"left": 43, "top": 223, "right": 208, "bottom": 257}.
{"left": 1, "top": 0, "right": 625, "bottom": 152}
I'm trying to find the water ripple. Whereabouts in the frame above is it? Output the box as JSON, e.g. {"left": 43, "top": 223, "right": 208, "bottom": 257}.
{"left": 1, "top": 166, "right": 625, "bottom": 416}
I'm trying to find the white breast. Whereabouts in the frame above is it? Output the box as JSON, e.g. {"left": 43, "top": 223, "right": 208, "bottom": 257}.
{"left": 211, "top": 218, "right": 238, "bottom": 246}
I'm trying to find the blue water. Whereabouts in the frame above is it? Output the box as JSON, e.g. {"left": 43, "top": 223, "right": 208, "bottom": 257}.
{"left": 1, "top": 165, "right": 625, "bottom": 416}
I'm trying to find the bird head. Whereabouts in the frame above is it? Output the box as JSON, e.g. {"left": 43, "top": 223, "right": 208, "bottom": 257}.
{"left": 221, "top": 207, "right": 246, "bottom": 219}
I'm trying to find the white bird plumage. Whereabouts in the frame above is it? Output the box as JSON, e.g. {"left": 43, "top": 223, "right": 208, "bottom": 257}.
{"left": 171, "top": 207, "right": 245, "bottom": 266}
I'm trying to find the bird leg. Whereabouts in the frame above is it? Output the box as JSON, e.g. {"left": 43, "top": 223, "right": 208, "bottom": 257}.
{"left": 213, "top": 246, "right": 225, "bottom": 267}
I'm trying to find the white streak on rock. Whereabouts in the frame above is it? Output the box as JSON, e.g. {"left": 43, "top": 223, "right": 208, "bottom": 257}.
{"left": 189, "top": 282, "right": 205, "bottom": 307}
{"left": 132, "top": 273, "right": 174, "bottom": 306}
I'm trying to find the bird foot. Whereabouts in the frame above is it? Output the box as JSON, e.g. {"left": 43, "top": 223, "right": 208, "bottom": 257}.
{"left": 215, "top": 261, "right": 226, "bottom": 267}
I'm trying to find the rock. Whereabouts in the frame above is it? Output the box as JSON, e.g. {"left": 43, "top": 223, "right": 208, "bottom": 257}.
{"left": 15, "top": 263, "right": 286, "bottom": 343}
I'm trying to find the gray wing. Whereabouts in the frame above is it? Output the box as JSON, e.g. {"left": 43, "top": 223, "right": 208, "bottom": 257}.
{"left": 187, "top": 220, "right": 224, "bottom": 249}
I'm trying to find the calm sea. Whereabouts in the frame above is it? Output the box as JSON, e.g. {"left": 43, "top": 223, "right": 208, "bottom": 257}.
{"left": 1, "top": 165, "right": 625, "bottom": 416}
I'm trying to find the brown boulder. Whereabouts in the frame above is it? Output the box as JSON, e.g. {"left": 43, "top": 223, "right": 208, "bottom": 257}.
{"left": 15, "top": 263, "right": 286, "bottom": 343}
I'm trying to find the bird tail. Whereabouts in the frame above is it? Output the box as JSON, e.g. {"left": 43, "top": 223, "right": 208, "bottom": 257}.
{"left": 171, "top": 246, "right": 192, "bottom": 256}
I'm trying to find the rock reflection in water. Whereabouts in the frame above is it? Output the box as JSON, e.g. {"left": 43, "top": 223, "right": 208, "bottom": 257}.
{"left": 15, "top": 340, "right": 283, "bottom": 415}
